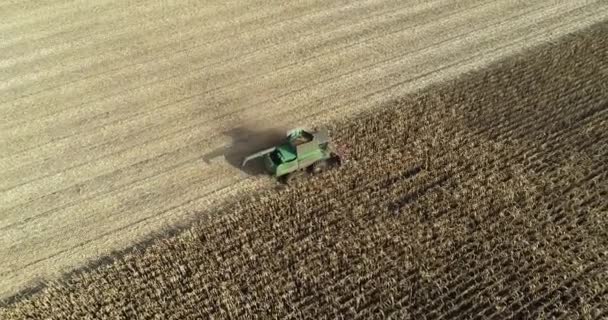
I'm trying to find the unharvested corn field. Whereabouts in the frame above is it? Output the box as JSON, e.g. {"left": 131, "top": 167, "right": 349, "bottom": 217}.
{"left": 2, "top": 19, "right": 607, "bottom": 319}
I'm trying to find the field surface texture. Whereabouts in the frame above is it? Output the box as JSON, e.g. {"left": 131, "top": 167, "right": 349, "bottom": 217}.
{"left": 2, "top": 18, "right": 608, "bottom": 319}
{"left": 2, "top": 0, "right": 608, "bottom": 300}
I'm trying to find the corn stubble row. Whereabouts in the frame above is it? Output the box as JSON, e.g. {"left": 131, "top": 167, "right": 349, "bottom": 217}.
{"left": 3, "top": 22, "right": 608, "bottom": 320}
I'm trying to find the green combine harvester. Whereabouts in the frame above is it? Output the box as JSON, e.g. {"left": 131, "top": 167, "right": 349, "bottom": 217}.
{"left": 241, "top": 128, "right": 342, "bottom": 183}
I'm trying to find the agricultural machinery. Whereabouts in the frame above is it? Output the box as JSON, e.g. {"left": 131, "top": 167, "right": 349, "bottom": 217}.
{"left": 241, "top": 128, "right": 342, "bottom": 183}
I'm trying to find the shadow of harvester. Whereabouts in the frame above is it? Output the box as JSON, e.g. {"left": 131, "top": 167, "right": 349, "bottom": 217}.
{"left": 203, "top": 126, "right": 288, "bottom": 176}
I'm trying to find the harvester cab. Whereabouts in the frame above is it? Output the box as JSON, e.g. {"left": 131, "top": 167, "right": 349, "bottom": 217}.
{"left": 241, "top": 127, "right": 341, "bottom": 183}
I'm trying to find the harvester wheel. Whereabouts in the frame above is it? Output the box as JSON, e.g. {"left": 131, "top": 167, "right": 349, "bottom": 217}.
{"left": 311, "top": 160, "right": 328, "bottom": 174}
{"left": 328, "top": 153, "right": 342, "bottom": 167}
{"left": 282, "top": 170, "right": 305, "bottom": 184}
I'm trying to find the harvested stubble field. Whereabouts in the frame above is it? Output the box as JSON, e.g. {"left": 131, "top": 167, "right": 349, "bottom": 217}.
{"left": 3, "top": 19, "right": 608, "bottom": 320}
{"left": 2, "top": 0, "right": 608, "bottom": 300}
